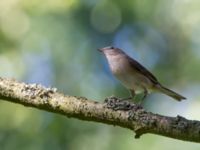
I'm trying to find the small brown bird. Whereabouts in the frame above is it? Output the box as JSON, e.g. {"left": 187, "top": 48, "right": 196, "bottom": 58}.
{"left": 98, "top": 46, "right": 186, "bottom": 101}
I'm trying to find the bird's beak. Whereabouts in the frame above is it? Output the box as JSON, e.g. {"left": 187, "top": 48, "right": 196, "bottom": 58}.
{"left": 97, "top": 48, "right": 103, "bottom": 52}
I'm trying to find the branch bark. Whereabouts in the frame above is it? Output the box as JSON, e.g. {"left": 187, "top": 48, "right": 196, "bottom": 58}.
{"left": 0, "top": 77, "right": 199, "bottom": 143}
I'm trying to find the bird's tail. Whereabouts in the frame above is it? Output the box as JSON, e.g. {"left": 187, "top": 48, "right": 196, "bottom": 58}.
{"left": 157, "top": 85, "right": 186, "bottom": 101}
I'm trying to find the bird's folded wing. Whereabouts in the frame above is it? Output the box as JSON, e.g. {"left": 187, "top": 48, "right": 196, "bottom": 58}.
{"left": 127, "top": 56, "right": 159, "bottom": 84}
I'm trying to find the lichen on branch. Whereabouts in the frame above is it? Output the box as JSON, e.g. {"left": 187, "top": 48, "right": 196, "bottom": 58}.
{"left": 0, "top": 77, "right": 199, "bottom": 143}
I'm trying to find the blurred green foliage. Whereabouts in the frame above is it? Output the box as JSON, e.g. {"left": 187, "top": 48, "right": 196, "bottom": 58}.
{"left": 0, "top": 0, "right": 200, "bottom": 149}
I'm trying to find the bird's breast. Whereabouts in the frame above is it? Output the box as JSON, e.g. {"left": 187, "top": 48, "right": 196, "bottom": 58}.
{"left": 106, "top": 55, "right": 153, "bottom": 92}
{"left": 107, "top": 55, "right": 129, "bottom": 74}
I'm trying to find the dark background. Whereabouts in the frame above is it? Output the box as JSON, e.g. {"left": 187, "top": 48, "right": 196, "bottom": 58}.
{"left": 0, "top": 0, "right": 200, "bottom": 149}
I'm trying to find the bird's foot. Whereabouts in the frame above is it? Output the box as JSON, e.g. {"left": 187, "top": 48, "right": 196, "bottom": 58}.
{"left": 104, "top": 96, "right": 142, "bottom": 111}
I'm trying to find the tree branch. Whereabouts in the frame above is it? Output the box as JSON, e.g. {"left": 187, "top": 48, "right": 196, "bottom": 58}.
{"left": 0, "top": 77, "right": 199, "bottom": 143}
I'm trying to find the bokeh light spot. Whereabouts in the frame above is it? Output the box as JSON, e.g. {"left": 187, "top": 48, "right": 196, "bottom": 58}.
{"left": 0, "top": 10, "right": 30, "bottom": 40}
{"left": 90, "top": 1, "right": 121, "bottom": 33}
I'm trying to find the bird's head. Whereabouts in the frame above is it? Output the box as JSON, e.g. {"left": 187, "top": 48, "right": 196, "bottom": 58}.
{"left": 98, "top": 46, "right": 125, "bottom": 56}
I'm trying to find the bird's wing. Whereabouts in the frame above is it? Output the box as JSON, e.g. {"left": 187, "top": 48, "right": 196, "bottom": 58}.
{"left": 127, "top": 56, "right": 159, "bottom": 84}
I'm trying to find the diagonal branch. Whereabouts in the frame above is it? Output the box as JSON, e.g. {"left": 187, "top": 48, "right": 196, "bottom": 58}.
{"left": 0, "top": 77, "right": 199, "bottom": 143}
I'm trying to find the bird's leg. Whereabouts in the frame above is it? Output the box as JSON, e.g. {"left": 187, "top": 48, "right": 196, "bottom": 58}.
{"left": 142, "top": 88, "right": 148, "bottom": 100}
{"left": 129, "top": 89, "right": 136, "bottom": 100}
{"left": 118, "top": 89, "right": 135, "bottom": 101}
{"left": 141, "top": 87, "right": 148, "bottom": 101}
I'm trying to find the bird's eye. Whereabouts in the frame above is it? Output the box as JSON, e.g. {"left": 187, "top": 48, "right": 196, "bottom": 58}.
{"left": 110, "top": 46, "right": 114, "bottom": 49}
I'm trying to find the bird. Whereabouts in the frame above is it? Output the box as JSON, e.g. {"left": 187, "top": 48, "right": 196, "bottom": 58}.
{"left": 98, "top": 46, "right": 186, "bottom": 102}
